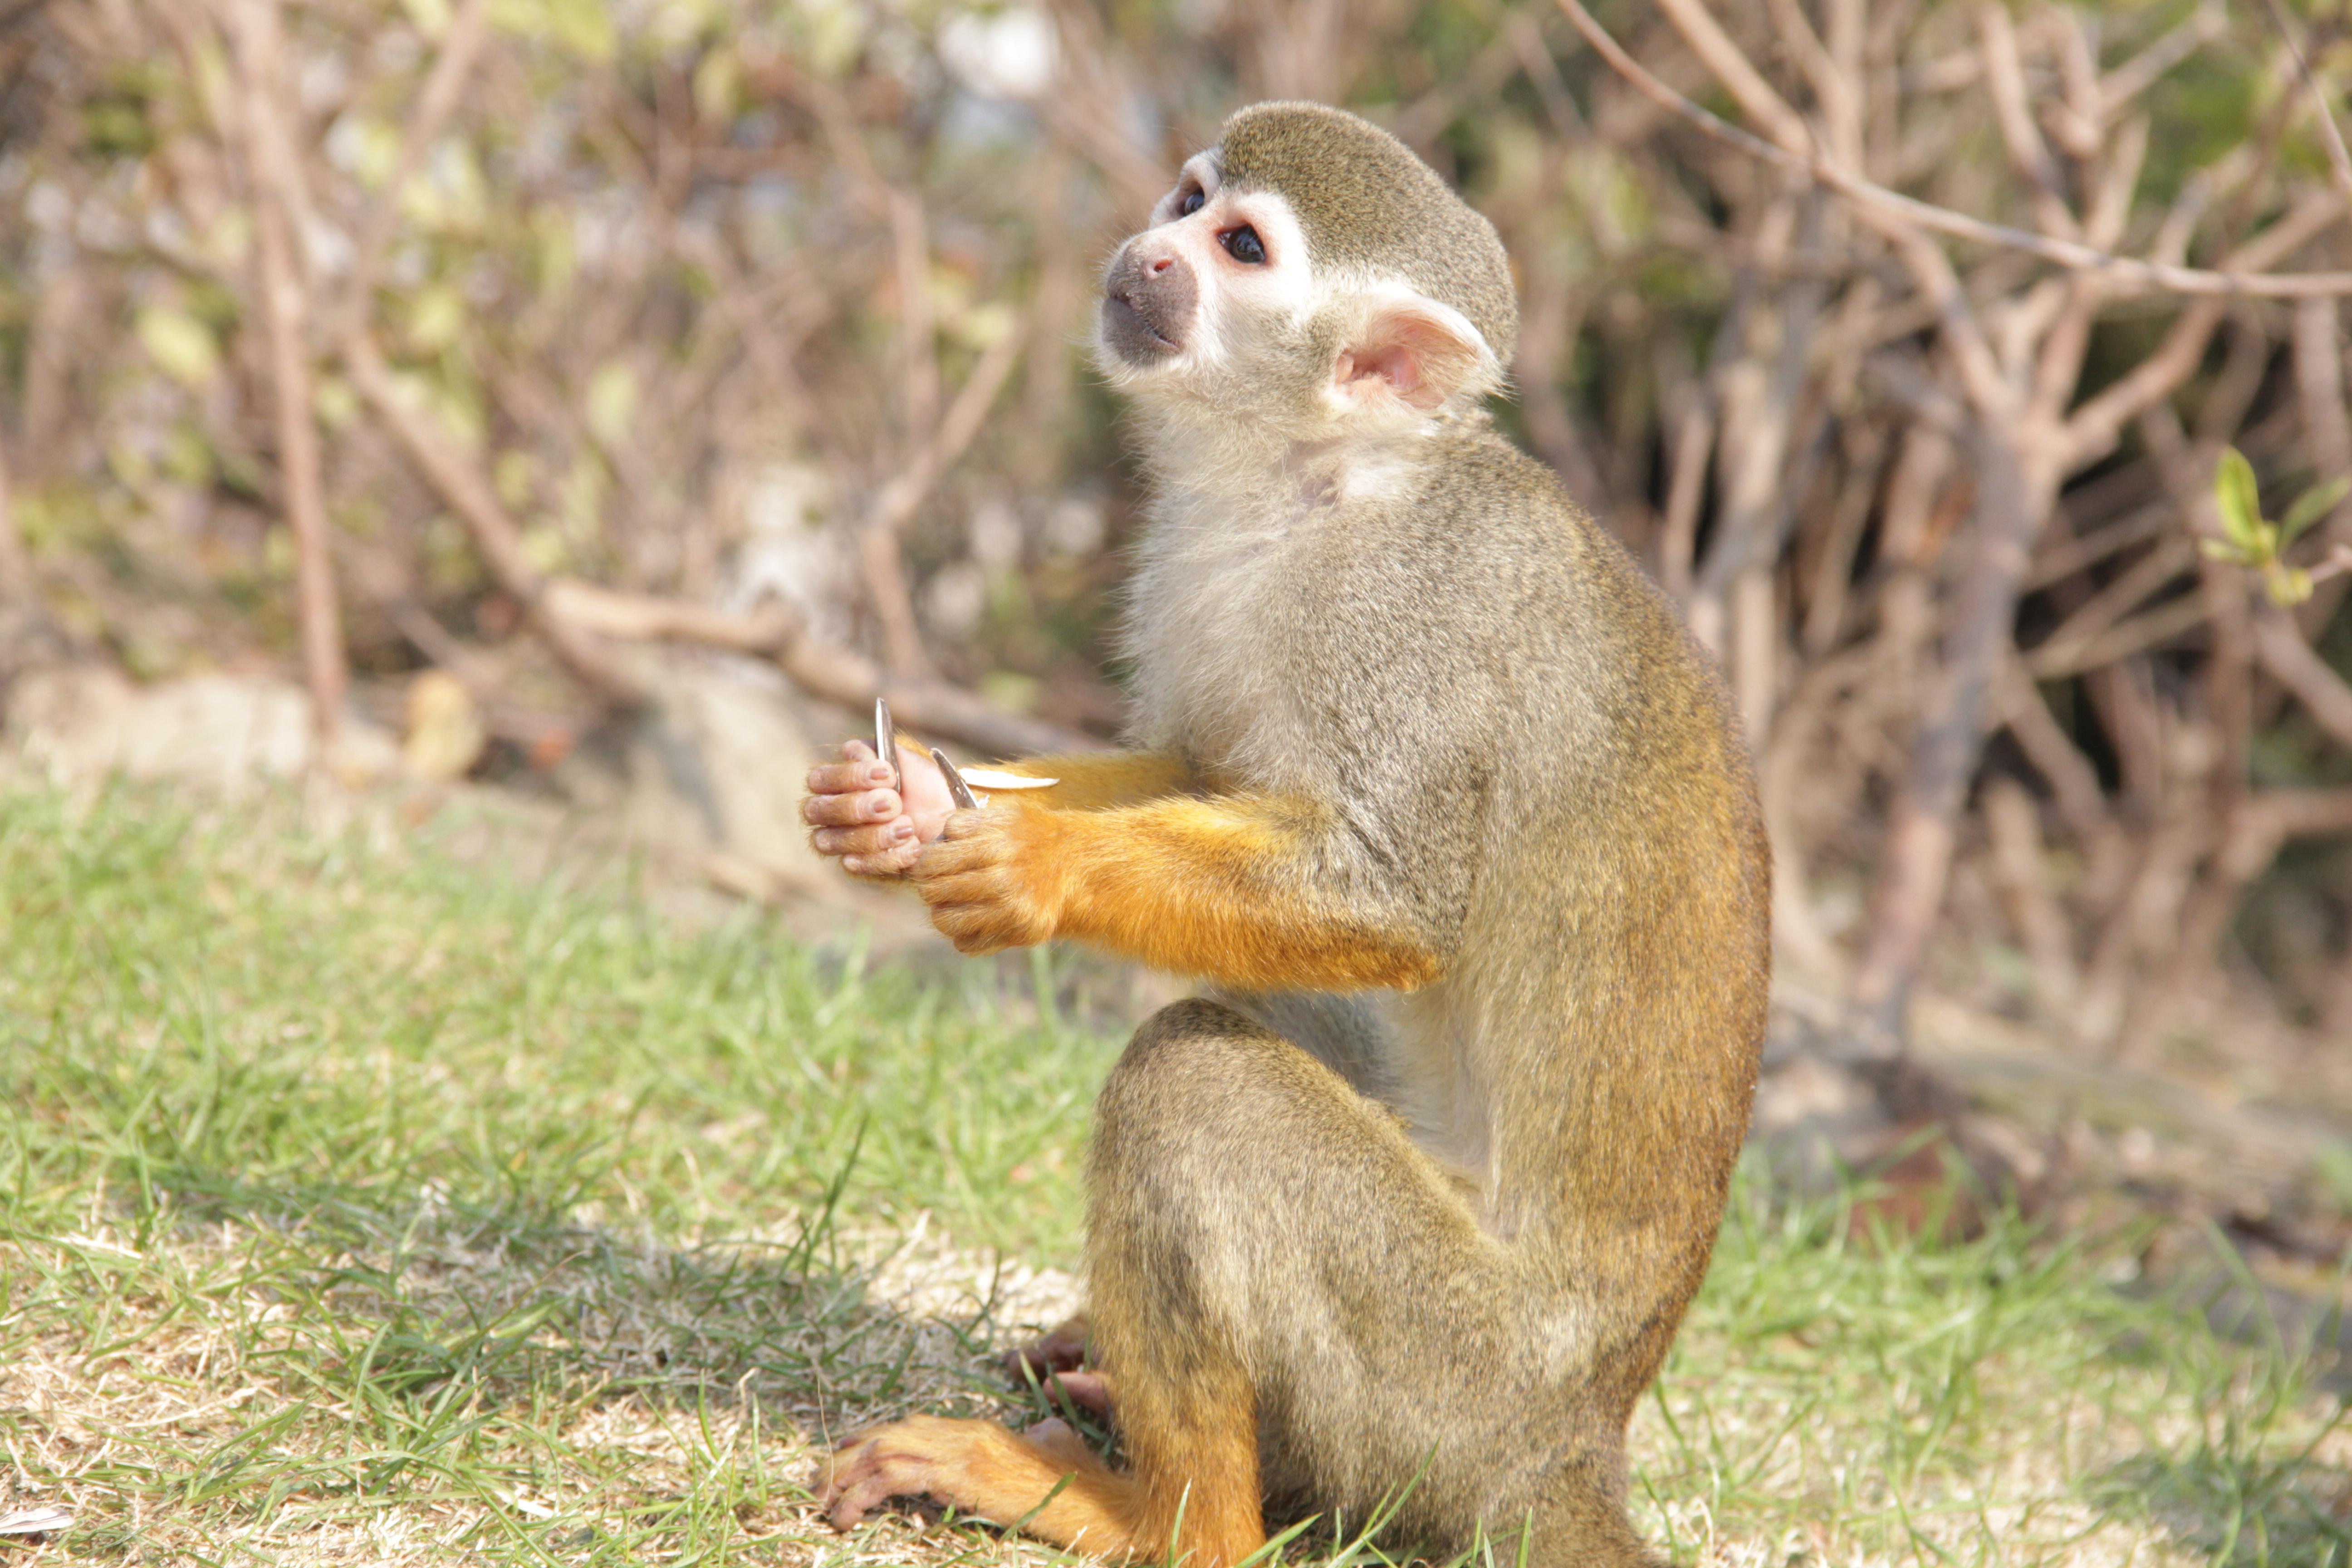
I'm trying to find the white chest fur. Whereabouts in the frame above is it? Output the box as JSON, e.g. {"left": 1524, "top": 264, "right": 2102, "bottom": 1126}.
{"left": 1122, "top": 483, "right": 1308, "bottom": 785}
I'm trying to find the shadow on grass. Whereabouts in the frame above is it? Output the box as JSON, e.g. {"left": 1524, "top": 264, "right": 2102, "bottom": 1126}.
{"left": 6, "top": 1147, "right": 1068, "bottom": 1563}
{"left": 2092, "top": 1449, "right": 2352, "bottom": 1566}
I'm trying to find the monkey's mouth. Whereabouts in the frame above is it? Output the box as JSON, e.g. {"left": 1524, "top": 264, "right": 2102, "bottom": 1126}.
{"left": 1103, "top": 292, "right": 1184, "bottom": 359}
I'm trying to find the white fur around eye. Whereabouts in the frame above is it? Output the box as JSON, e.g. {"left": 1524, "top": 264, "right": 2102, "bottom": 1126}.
{"left": 1149, "top": 152, "right": 1224, "bottom": 226}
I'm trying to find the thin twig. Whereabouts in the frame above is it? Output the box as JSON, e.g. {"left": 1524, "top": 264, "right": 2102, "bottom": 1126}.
{"left": 1556, "top": 0, "right": 2352, "bottom": 298}
{"left": 1975, "top": 2, "right": 2080, "bottom": 242}
{"left": 858, "top": 316, "right": 1028, "bottom": 676}
{"left": 226, "top": 0, "right": 348, "bottom": 749}
{"left": 343, "top": 332, "right": 646, "bottom": 706}
{"left": 2253, "top": 601, "right": 2352, "bottom": 749}
{"left": 0, "top": 426, "right": 24, "bottom": 599}
{"left": 549, "top": 579, "right": 1095, "bottom": 758}
{"left": 331, "top": 0, "right": 490, "bottom": 342}
{"left": 2260, "top": 0, "right": 2352, "bottom": 211}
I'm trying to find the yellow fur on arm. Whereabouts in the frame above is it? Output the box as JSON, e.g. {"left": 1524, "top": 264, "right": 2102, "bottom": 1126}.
{"left": 1027, "top": 794, "right": 1441, "bottom": 990}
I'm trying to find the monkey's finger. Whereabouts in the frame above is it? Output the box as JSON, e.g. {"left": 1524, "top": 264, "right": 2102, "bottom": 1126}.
{"left": 911, "top": 869, "right": 1013, "bottom": 907}
{"left": 936, "top": 809, "right": 991, "bottom": 839}
{"left": 813, "top": 822, "right": 916, "bottom": 857}
{"left": 910, "top": 835, "right": 1002, "bottom": 881}
{"left": 814, "top": 1440, "right": 864, "bottom": 1508}
{"left": 927, "top": 904, "right": 1024, "bottom": 954}
{"left": 815, "top": 1436, "right": 899, "bottom": 1526}
{"left": 802, "top": 787, "right": 902, "bottom": 827}
{"left": 808, "top": 755, "right": 897, "bottom": 796}
{"left": 828, "top": 1459, "right": 927, "bottom": 1531}
{"left": 842, "top": 840, "right": 923, "bottom": 878}
{"left": 1005, "top": 1320, "right": 1091, "bottom": 1380}
{"left": 828, "top": 1483, "right": 889, "bottom": 1531}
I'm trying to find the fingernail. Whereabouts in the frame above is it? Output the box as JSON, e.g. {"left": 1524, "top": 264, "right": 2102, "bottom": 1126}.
{"left": 869, "top": 795, "right": 892, "bottom": 818}
{"left": 866, "top": 765, "right": 892, "bottom": 785}
{"left": 892, "top": 820, "right": 916, "bottom": 842}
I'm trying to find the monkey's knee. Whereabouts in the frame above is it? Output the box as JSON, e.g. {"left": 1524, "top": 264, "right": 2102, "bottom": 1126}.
{"left": 1100, "top": 997, "right": 1284, "bottom": 1106}
{"left": 1087, "top": 997, "right": 1415, "bottom": 1369}
{"left": 1090, "top": 1000, "right": 1320, "bottom": 1192}
{"left": 1085, "top": 1002, "right": 1316, "bottom": 1314}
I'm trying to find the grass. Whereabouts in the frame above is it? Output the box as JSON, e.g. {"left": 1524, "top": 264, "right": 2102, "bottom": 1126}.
{"left": 0, "top": 780, "right": 2347, "bottom": 1566}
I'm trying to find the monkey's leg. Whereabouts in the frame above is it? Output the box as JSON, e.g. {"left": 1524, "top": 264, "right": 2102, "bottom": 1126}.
{"left": 1088, "top": 1001, "right": 1660, "bottom": 1568}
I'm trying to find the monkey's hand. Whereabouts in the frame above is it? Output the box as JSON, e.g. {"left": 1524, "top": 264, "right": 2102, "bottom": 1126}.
{"left": 803, "top": 740, "right": 956, "bottom": 879}
{"left": 909, "top": 805, "right": 1068, "bottom": 952}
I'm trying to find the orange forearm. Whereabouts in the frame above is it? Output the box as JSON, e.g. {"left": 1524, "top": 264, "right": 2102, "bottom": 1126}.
{"left": 1022, "top": 796, "right": 1440, "bottom": 990}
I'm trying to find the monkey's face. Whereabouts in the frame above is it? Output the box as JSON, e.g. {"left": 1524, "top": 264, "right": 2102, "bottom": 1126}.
{"left": 1097, "top": 144, "right": 1504, "bottom": 444}
{"left": 1097, "top": 152, "right": 1315, "bottom": 382}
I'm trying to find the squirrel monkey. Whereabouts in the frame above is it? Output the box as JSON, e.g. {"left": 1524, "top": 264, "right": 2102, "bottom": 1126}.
{"left": 802, "top": 103, "right": 1768, "bottom": 1568}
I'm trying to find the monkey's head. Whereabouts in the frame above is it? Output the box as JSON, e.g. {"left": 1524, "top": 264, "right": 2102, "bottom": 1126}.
{"left": 1097, "top": 102, "right": 1518, "bottom": 441}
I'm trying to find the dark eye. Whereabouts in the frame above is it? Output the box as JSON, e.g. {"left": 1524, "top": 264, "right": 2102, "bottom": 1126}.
{"left": 1178, "top": 188, "right": 1205, "bottom": 216}
{"left": 1220, "top": 225, "right": 1265, "bottom": 265}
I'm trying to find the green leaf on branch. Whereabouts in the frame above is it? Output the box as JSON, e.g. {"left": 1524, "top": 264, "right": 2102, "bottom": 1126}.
{"left": 2279, "top": 477, "right": 2349, "bottom": 548}
{"left": 2214, "top": 446, "right": 2267, "bottom": 559}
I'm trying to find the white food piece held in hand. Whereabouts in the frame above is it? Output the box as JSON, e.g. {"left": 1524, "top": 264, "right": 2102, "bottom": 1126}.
{"left": 960, "top": 768, "right": 1059, "bottom": 789}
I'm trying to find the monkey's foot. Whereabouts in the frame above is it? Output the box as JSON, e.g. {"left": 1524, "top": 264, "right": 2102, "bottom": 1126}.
{"left": 1005, "top": 1312, "right": 1092, "bottom": 1379}
{"left": 818, "top": 1415, "right": 1138, "bottom": 1553}
{"left": 1043, "top": 1370, "right": 1112, "bottom": 1417}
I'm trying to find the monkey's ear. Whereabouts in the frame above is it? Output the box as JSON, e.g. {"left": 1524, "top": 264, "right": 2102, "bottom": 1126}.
{"left": 1331, "top": 292, "right": 1499, "bottom": 414}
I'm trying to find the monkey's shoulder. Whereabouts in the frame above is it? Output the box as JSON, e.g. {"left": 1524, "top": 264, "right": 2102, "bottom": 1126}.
{"left": 1330, "top": 426, "right": 1677, "bottom": 643}
{"left": 1325, "top": 426, "right": 1749, "bottom": 776}
{"left": 1342, "top": 427, "right": 1616, "bottom": 571}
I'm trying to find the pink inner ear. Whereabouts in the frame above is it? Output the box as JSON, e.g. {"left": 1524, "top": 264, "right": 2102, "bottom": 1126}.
{"left": 1337, "top": 307, "right": 1477, "bottom": 412}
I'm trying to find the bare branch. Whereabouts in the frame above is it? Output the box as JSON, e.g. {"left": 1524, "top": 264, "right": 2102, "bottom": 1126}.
{"left": 1998, "top": 662, "right": 2111, "bottom": 844}
{"left": 2260, "top": 0, "right": 2352, "bottom": 210}
{"left": 1984, "top": 774, "right": 2078, "bottom": 1015}
{"left": 346, "top": 333, "right": 1073, "bottom": 757}
{"left": 2058, "top": 192, "right": 2344, "bottom": 467}
{"left": 548, "top": 580, "right": 1097, "bottom": 759}
{"left": 1647, "top": 0, "right": 1814, "bottom": 157}
{"left": 2022, "top": 535, "right": 2197, "bottom": 676}
{"left": 889, "top": 189, "right": 940, "bottom": 440}
{"left": 1761, "top": 0, "right": 1861, "bottom": 167}
{"left": 0, "top": 427, "right": 24, "bottom": 600}
{"left": 1975, "top": 2, "right": 2079, "bottom": 241}
{"left": 1556, "top": 0, "right": 2352, "bottom": 298}
{"left": 343, "top": 333, "right": 646, "bottom": 705}
{"left": 225, "top": 0, "right": 348, "bottom": 749}
{"left": 2024, "top": 592, "right": 2210, "bottom": 679}
{"left": 2253, "top": 602, "right": 2352, "bottom": 750}
{"left": 858, "top": 315, "right": 1028, "bottom": 676}
{"left": 332, "top": 0, "right": 490, "bottom": 340}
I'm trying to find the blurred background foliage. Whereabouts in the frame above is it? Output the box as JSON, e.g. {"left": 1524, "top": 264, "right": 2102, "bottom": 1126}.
{"left": 3, "top": 0, "right": 2352, "bottom": 1062}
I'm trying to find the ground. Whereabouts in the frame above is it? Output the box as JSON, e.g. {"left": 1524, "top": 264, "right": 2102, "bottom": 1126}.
{"left": 1, "top": 780, "right": 2347, "bottom": 1566}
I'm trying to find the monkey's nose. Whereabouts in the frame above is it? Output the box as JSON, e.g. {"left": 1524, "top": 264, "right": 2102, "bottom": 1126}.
{"left": 1148, "top": 256, "right": 1175, "bottom": 275}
